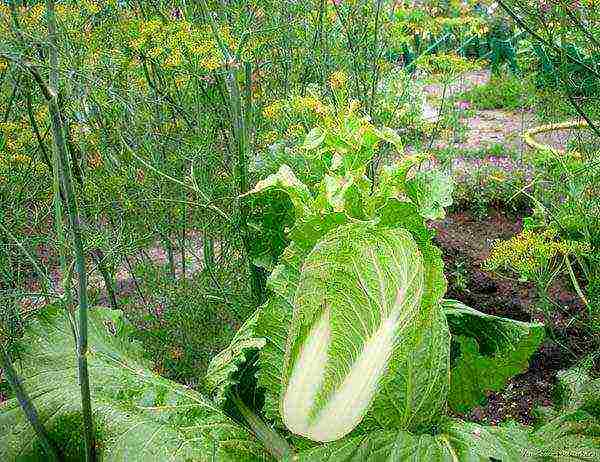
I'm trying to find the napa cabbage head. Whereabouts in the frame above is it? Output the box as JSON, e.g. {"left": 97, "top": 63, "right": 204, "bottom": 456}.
{"left": 280, "top": 222, "right": 449, "bottom": 442}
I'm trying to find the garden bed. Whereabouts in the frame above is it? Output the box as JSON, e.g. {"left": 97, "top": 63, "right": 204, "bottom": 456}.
{"left": 434, "top": 208, "right": 596, "bottom": 425}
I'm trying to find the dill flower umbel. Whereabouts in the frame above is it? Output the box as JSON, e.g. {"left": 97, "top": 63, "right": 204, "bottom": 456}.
{"left": 484, "top": 228, "right": 590, "bottom": 282}
{"left": 262, "top": 101, "right": 283, "bottom": 120}
{"left": 329, "top": 71, "right": 348, "bottom": 90}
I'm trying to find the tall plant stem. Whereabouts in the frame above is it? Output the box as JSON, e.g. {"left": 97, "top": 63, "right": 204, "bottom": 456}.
{"left": 203, "top": 6, "right": 264, "bottom": 303}
{"left": 91, "top": 249, "right": 118, "bottom": 310}
{"left": 1, "top": 350, "right": 63, "bottom": 462}
{"left": 45, "top": 1, "right": 95, "bottom": 461}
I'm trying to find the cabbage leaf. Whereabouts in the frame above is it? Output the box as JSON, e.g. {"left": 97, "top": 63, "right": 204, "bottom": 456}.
{"left": 443, "top": 299, "right": 545, "bottom": 413}
{"left": 0, "top": 306, "right": 271, "bottom": 461}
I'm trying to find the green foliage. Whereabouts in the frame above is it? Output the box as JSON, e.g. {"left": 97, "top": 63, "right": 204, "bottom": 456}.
{"left": 443, "top": 300, "right": 545, "bottom": 413}
{"left": 524, "top": 144, "right": 600, "bottom": 309}
{"left": 287, "top": 418, "right": 531, "bottom": 461}
{"left": 0, "top": 306, "right": 270, "bottom": 461}
{"left": 459, "top": 74, "right": 535, "bottom": 110}
{"left": 123, "top": 263, "right": 249, "bottom": 385}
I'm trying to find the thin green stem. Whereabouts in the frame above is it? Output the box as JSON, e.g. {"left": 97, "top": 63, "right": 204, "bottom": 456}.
{"left": 45, "top": 1, "right": 95, "bottom": 460}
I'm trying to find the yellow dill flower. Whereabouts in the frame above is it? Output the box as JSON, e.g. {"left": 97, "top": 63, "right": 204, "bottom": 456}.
{"left": 148, "top": 47, "right": 162, "bottom": 59}
{"left": 569, "top": 150, "right": 582, "bottom": 160}
{"left": 12, "top": 154, "right": 31, "bottom": 165}
{"left": 263, "top": 101, "right": 283, "bottom": 120}
{"left": 134, "top": 76, "right": 148, "bottom": 90}
{"left": 88, "top": 152, "right": 103, "bottom": 169}
{"left": 174, "top": 74, "right": 189, "bottom": 88}
{"left": 484, "top": 229, "right": 590, "bottom": 282}
{"left": 165, "top": 50, "right": 183, "bottom": 68}
{"left": 130, "top": 37, "right": 145, "bottom": 51}
{"left": 329, "top": 71, "right": 348, "bottom": 90}
{"left": 34, "top": 162, "right": 48, "bottom": 175}
{"left": 347, "top": 99, "right": 361, "bottom": 115}
{"left": 85, "top": 0, "right": 101, "bottom": 14}
{"left": 489, "top": 172, "right": 506, "bottom": 182}
{"left": 201, "top": 55, "right": 222, "bottom": 71}
{"left": 285, "top": 124, "right": 304, "bottom": 138}
{"left": 262, "top": 130, "right": 278, "bottom": 145}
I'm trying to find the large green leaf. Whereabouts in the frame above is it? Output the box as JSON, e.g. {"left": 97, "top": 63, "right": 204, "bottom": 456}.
{"left": 204, "top": 308, "right": 265, "bottom": 407}
{"left": 526, "top": 367, "right": 600, "bottom": 461}
{"left": 553, "top": 367, "right": 600, "bottom": 414}
{"left": 368, "top": 297, "right": 450, "bottom": 433}
{"left": 405, "top": 169, "right": 454, "bottom": 221}
{"left": 258, "top": 211, "right": 351, "bottom": 428}
{"left": 528, "top": 409, "right": 600, "bottom": 462}
{"left": 443, "top": 300, "right": 545, "bottom": 413}
{"left": 286, "top": 417, "right": 531, "bottom": 461}
{"left": 282, "top": 223, "right": 449, "bottom": 442}
{"left": 0, "top": 306, "right": 271, "bottom": 461}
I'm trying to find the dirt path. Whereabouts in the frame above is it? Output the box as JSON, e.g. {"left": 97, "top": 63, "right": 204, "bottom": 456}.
{"left": 422, "top": 69, "right": 535, "bottom": 153}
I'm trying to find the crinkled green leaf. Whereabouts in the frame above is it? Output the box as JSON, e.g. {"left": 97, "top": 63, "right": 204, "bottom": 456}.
{"left": 553, "top": 367, "right": 600, "bottom": 414}
{"left": 287, "top": 418, "right": 531, "bottom": 461}
{"left": 528, "top": 409, "right": 600, "bottom": 462}
{"left": 525, "top": 367, "right": 600, "bottom": 461}
{"left": 443, "top": 299, "right": 545, "bottom": 413}
{"left": 374, "top": 155, "right": 427, "bottom": 201}
{"left": 405, "top": 169, "right": 454, "bottom": 220}
{"left": 246, "top": 164, "right": 314, "bottom": 218}
{"left": 205, "top": 308, "right": 265, "bottom": 407}
{"left": 302, "top": 127, "right": 326, "bottom": 150}
{"left": 322, "top": 173, "right": 355, "bottom": 212}
{"left": 376, "top": 200, "right": 430, "bottom": 236}
{"left": 255, "top": 295, "right": 292, "bottom": 428}
{"left": 282, "top": 223, "right": 450, "bottom": 442}
{"left": 0, "top": 306, "right": 271, "bottom": 462}
{"left": 368, "top": 298, "right": 450, "bottom": 433}
{"left": 259, "top": 212, "right": 351, "bottom": 428}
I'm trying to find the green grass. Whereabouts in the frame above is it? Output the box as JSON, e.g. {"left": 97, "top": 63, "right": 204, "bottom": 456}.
{"left": 459, "top": 73, "right": 536, "bottom": 111}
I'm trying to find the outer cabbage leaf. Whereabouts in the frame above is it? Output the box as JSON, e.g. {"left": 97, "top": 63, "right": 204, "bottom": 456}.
{"left": 368, "top": 296, "right": 449, "bottom": 433}
{"left": 0, "top": 306, "right": 271, "bottom": 462}
{"left": 281, "top": 223, "right": 449, "bottom": 442}
{"left": 205, "top": 308, "right": 265, "bottom": 406}
{"left": 375, "top": 200, "right": 434, "bottom": 242}
{"left": 553, "top": 367, "right": 600, "bottom": 414}
{"left": 443, "top": 299, "right": 545, "bottom": 413}
{"left": 207, "top": 212, "right": 352, "bottom": 431}
{"left": 286, "top": 417, "right": 531, "bottom": 461}
{"left": 258, "top": 213, "right": 348, "bottom": 427}
{"left": 526, "top": 367, "right": 600, "bottom": 461}
{"left": 527, "top": 410, "right": 600, "bottom": 461}
{"left": 245, "top": 164, "right": 314, "bottom": 219}
{"left": 405, "top": 169, "right": 454, "bottom": 220}
{"left": 375, "top": 155, "right": 427, "bottom": 201}
{"left": 255, "top": 295, "right": 292, "bottom": 428}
